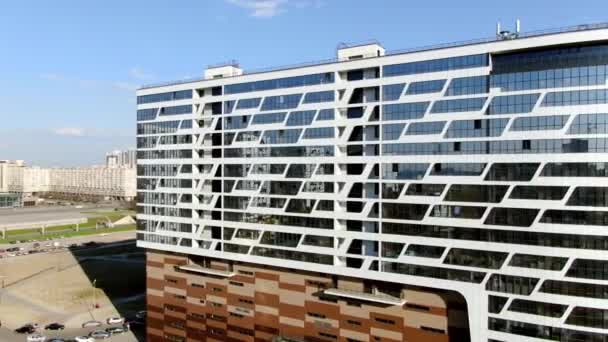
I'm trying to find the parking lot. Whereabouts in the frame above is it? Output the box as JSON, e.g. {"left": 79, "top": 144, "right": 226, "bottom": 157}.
{"left": 0, "top": 231, "right": 144, "bottom": 342}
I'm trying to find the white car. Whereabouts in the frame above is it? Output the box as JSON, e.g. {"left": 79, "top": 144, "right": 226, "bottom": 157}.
{"left": 81, "top": 320, "right": 102, "bottom": 328}
{"left": 106, "top": 316, "right": 124, "bottom": 325}
{"left": 74, "top": 337, "right": 94, "bottom": 342}
{"left": 89, "top": 330, "right": 111, "bottom": 339}
{"left": 26, "top": 334, "right": 46, "bottom": 342}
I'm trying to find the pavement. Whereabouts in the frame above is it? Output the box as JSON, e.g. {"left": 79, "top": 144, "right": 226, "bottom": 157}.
{"left": 0, "top": 206, "right": 114, "bottom": 227}
{"left": 0, "top": 231, "right": 143, "bottom": 340}
{"left": 0, "top": 325, "right": 141, "bottom": 342}
{"left": 0, "top": 230, "right": 136, "bottom": 253}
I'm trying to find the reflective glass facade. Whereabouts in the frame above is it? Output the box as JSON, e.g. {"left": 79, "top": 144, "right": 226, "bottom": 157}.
{"left": 137, "top": 28, "right": 608, "bottom": 342}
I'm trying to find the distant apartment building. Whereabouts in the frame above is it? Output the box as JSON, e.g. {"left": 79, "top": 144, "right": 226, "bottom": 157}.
{"left": 106, "top": 149, "right": 137, "bottom": 169}
{"left": 48, "top": 166, "right": 136, "bottom": 200}
{"left": 137, "top": 22, "right": 608, "bottom": 342}
{"left": 1, "top": 156, "right": 137, "bottom": 202}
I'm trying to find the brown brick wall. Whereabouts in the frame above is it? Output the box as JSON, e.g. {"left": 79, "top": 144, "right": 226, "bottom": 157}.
{"left": 145, "top": 250, "right": 467, "bottom": 342}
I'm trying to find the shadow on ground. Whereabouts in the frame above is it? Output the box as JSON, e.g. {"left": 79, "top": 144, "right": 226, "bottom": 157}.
{"left": 68, "top": 240, "right": 146, "bottom": 341}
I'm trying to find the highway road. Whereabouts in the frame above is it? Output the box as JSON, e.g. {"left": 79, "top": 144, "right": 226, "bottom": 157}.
{"left": 0, "top": 205, "right": 119, "bottom": 227}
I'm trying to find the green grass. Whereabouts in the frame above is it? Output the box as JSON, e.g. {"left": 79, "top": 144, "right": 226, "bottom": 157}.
{"left": 0, "top": 224, "right": 136, "bottom": 244}
{"left": 3, "top": 210, "right": 136, "bottom": 238}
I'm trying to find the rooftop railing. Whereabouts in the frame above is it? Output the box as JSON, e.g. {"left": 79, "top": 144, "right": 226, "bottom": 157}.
{"left": 140, "top": 22, "right": 608, "bottom": 90}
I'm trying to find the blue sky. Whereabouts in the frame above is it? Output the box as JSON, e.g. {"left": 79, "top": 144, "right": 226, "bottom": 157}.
{"left": 0, "top": 0, "right": 606, "bottom": 166}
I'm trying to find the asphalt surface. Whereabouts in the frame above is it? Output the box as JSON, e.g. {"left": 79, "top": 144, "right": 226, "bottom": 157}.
{"left": 1, "top": 230, "right": 135, "bottom": 250}
{"left": 0, "top": 230, "right": 142, "bottom": 342}
{"left": 0, "top": 325, "right": 141, "bottom": 342}
{"left": 0, "top": 205, "right": 118, "bottom": 228}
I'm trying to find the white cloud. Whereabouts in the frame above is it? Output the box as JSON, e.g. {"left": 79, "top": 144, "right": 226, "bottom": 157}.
{"left": 129, "top": 67, "right": 154, "bottom": 80}
{"left": 52, "top": 127, "right": 86, "bottom": 137}
{"left": 40, "top": 73, "right": 66, "bottom": 81}
{"left": 40, "top": 72, "right": 138, "bottom": 93}
{"left": 112, "top": 81, "right": 138, "bottom": 92}
{"left": 226, "top": 0, "right": 288, "bottom": 17}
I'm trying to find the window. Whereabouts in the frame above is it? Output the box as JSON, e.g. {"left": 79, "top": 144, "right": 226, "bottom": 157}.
{"left": 137, "top": 108, "right": 157, "bottom": 121}
{"left": 382, "top": 123, "right": 405, "bottom": 140}
{"left": 486, "top": 94, "right": 540, "bottom": 114}
{"left": 405, "top": 121, "right": 445, "bottom": 135}
{"left": 260, "top": 94, "right": 302, "bottom": 111}
{"left": 251, "top": 112, "right": 286, "bottom": 125}
{"left": 260, "top": 129, "right": 302, "bottom": 144}
{"left": 404, "top": 244, "right": 445, "bottom": 258}
{"left": 382, "top": 102, "right": 428, "bottom": 121}
{"left": 489, "top": 317, "right": 608, "bottom": 341}
{"left": 382, "top": 83, "right": 405, "bottom": 101}
{"left": 137, "top": 90, "right": 192, "bottom": 104}
{"left": 510, "top": 115, "right": 569, "bottom": 131}
{"left": 541, "top": 162, "right": 608, "bottom": 177}
{"left": 542, "top": 89, "right": 608, "bottom": 107}
{"left": 405, "top": 183, "right": 445, "bottom": 197}
{"left": 316, "top": 108, "right": 334, "bottom": 121}
{"left": 430, "top": 205, "right": 486, "bottom": 219}
{"left": 225, "top": 72, "right": 334, "bottom": 94}
{"left": 567, "top": 187, "right": 608, "bottom": 207}
{"left": 382, "top": 203, "right": 428, "bottom": 220}
{"left": 444, "top": 248, "right": 508, "bottom": 269}
{"left": 303, "top": 90, "right": 334, "bottom": 103}
{"left": 510, "top": 186, "right": 568, "bottom": 200}
{"left": 566, "top": 307, "right": 608, "bottom": 329}
{"left": 486, "top": 274, "right": 539, "bottom": 295}
{"left": 383, "top": 54, "right": 488, "bottom": 77}
{"left": 405, "top": 79, "right": 445, "bottom": 95}
{"left": 382, "top": 163, "right": 429, "bottom": 180}
{"left": 509, "top": 253, "right": 567, "bottom": 271}
{"left": 445, "top": 118, "right": 509, "bottom": 138}
{"left": 431, "top": 163, "right": 485, "bottom": 176}
{"left": 303, "top": 127, "right": 334, "bottom": 139}
{"left": 445, "top": 75, "right": 488, "bottom": 96}
{"left": 286, "top": 110, "right": 316, "bottom": 126}
{"left": 236, "top": 97, "right": 261, "bottom": 109}
{"left": 484, "top": 207, "right": 539, "bottom": 227}
{"left": 541, "top": 209, "right": 608, "bottom": 226}
{"left": 566, "top": 259, "right": 608, "bottom": 280}
{"left": 382, "top": 261, "right": 486, "bottom": 283}
{"left": 568, "top": 113, "right": 608, "bottom": 134}
{"left": 430, "top": 97, "right": 487, "bottom": 114}
{"left": 484, "top": 163, "right": 539, "bottom": 181}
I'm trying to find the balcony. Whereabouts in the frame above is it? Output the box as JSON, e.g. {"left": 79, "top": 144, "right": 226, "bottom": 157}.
{"left": 323, "top": 288, "right": 406, "bottom": 306}
{"left": 177, "top": 264, "right": 235, "bottom": 278}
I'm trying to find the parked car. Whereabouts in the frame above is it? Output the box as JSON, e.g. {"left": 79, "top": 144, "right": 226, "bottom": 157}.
{"left": 44, "top": 323, "right": 65, "bottom": 330}
{"left": 81, "top": 320, "right": 102, "bottom": 328}
{"left": 15, "top": 324, "right": 37, "bottom": 334}
{"left": 135, "top": 310, "right": 146, "bottom": 319}
{"left": 89, "top": 330, "right": 111, "bottom": 339}
{"left": 74, "top": 336, "right": 95, "bottom": 342}
{"left": 26, "top": 334, "right": 46, "bottom": 342}
{"left": 106, "top": 316, "right": 124, "bottom": 325}
{"left": 47, "top": 339, "right": 65, "bottom": 342}
{"left": 105, "top": 326, "right": 126, "bottom": 335}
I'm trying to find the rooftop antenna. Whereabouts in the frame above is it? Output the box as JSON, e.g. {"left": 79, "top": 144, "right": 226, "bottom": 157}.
{"left": 496, "top": 19, "right": 520, "bottom": 40}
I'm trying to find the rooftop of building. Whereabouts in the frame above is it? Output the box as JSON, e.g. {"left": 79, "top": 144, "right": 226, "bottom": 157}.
{"left": 139, "top": 21, "right": 608, "bottom": 90}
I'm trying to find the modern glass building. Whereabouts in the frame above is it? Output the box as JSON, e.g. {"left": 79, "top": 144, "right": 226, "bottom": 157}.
{"left": 136, "top": 23, "right": 608, "bottom": 342}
